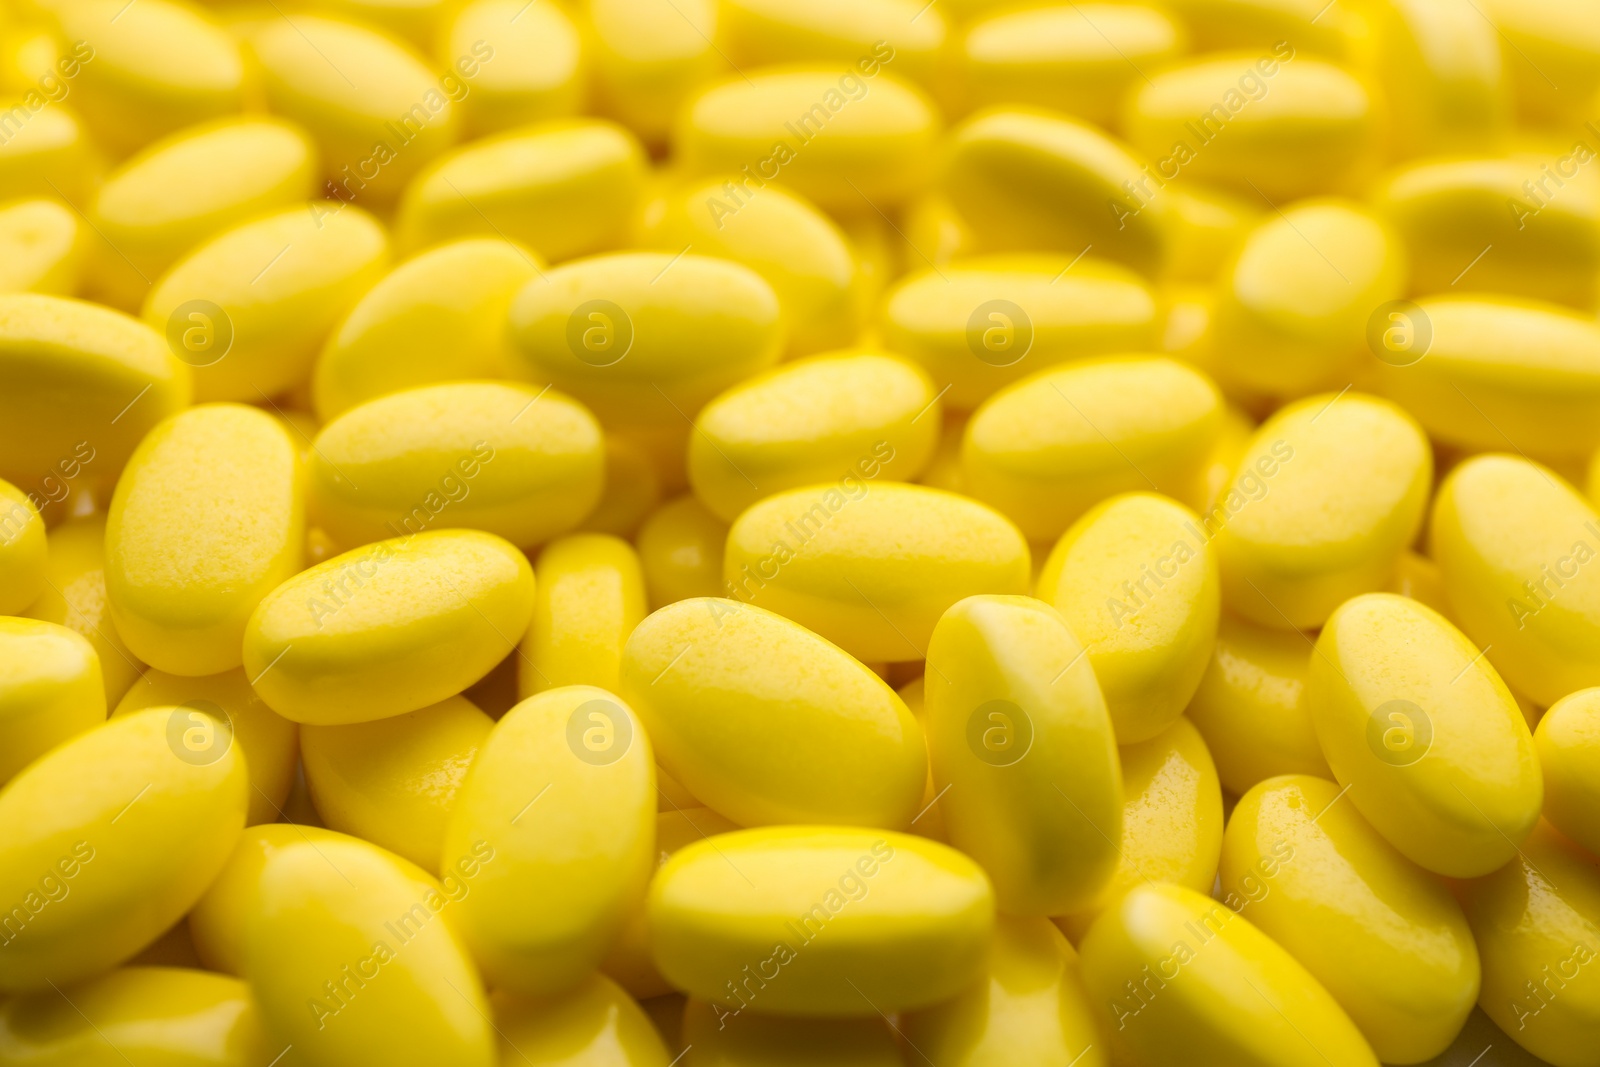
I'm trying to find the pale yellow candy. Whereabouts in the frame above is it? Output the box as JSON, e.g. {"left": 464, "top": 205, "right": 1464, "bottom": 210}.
{"left": 313, "top": 0, "right": 457, "bottom": 51}
{"left": 635, "top": 495, "right": 728, "bottom": 608}
{"left": 688, "top": 351, "right": 939, "bottom": 523}
{"left": 105, "top": 404, "right": 303, "bottom": 675}
{"left": 676, "top": 66, "right": 938, "bottom": 215}
{"left": 22, "top": 515, "right": 143, "bottom": 704}
{"left": 718, "top": 0, "right": 946, "bottom": 88}
{"left": 1157, "top": 0, "right": 1357, "bottom": 56}
{"left": 1036, "top": 493, "right": 1221, "bottom": 743}
{"left": 1537, "top": 689, "right": 1600, "bottom": 859}
{"left": 1432, "top": 455, "right": 1600, "bottom": 707}
{"left": 242, "top": 529, "right": 536, "bottom": 725}
{"left": 1308, "top": 593, "right": 1542, "bottom": 878}
{"left": 878, "top": 254, "right": 1161, "bottom": 411}
{"left": 963, "top": 358, "right": 1223, "bottom": 543}
{"left": 442, "top": 685, "right": 655, "bottom": 995}
{"left": 1370, "top": 0, "right": 1509, "bottom": 157}
{"left": 648, "top": 826, "right": 994, "bottom": 1015}
{"left": 397, "top": 118, "right": 647, "bottom": 260}
{"left": 1221, "top": 775, "right": 1479, "bottom": 1063}
{"left": 585, "top": 0, "right": 720, "bottom": 148}
{"left": 0, "top": 197, "right": 86, "bottom": 295}
{"left": 1078, "top": 883, "right": 1378, "bottom": 1065}
{"left": 114, "top": 667, "right": 299, "bottom": 827}
{"left": 445, "top": 0, "right": 584, "bottom": 136}
{"left": 493, "top": 975, "right": 672, "bottom": 1066}
{"left": 924, "top": 595, "right": 1122, "bottom": 915}
{"left": 0, "top": 93, "right": 97, "bottom": 205}
{"left": 580, "top": 433, "right": 664, "bottom": 537}
{"left": 0, "top": 617, "right": 103, "bottom": 785}
{"left": 1481, "top": 0, "right": 1600, "bottom": 126}
{"left": 724, "top": 483, "right": 1030, "bottom": 662}
{"left": 518, "top": 534, "right": 646, "bottom": 700}
{"left": 682, "top": 998, "right": 900, "bottom": 1064}
{"left": 1214, "top": 392, "right": 1431, "bottom": 630}
{"left": 0, "top": 476, "right": 45, "bottom": 613}
{"left": 1164, "top": 185, "right": 1259, "bottom": 284}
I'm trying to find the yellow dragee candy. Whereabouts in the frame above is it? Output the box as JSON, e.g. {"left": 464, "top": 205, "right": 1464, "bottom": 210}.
{"left": 243, "top": 837, "right": 495, "bottom": 1067}
{"left": 1220, "top": 775, "right": 1480, "bottom": 1063}
{"left": 681, "top": 999, "right": 899, "bottom": 1065}
{"left": 1459, "top": 821, "right": 1600, "bottom": 1066}
{"left": 0, "top": 966, "right": 272, "bottom": 1065}
{"left": 584, "top": 0, "right": 720, "bottom": 148}
{"left": 962, "top": 357, "right": 1223, "bottom": 543}
{"left": 1537, "top": 689, "right": 1600, "bottom": 859}
{"left": 1157, "top": 0, "right": 1356, "bottom": 57}
{"left": 518, "top": 533, "right": 647, "bottom": 699}
{"left": 0, "top": 92, "right": 97, "bottom": 206}
{"left": 879, "top": 254, "right": 1161, "bottom": 411}
{"left": 1214, "top": 392, "right": 1431, "bottom": 630}
{"left": 492, "top": 975, "right": 672, "bottom": 1067}
{"left": 718, "top": 0, "right": 946, "bottom": 88}
{"left": 0, "top": 708, "right": 247, "bottom": 992}
{"left": 619, "top": 598, "right": 925, "bottom": 827}
{"left": 635, "top": 495, "right": 729, "bottom": 609}
{"left": 242, "top": 529, "right": 535, "bottom": 725}
{"left": 309, "top": 0, "right": 457, "bottom": 50}
{"left": 923, "top": 595, "right": 1122, "bottom": 916}
{"left": 1078, "top": 883, "right": 1379, "bottom": 1066}
{"left": 1481, "top": 0, "right": 1600, "bottom": 126}
{"left": 444, "top": 0, "right": 584, "bottom": 137}
{"left": 1308, "top": 592, "right": 1542, "bottom": 878}
{"left": 0, "top": 197, "right": 87, "bottom": 295}
{"left": 441, "top": 686, "right": 655, "bottom": 995}
{"left": 0, "top": 477, "right": 45, "bottom": 612}
{"left": 308, "top": 381, "right": 604, "bottom": 550}
{"left": 1369, "top": 0, "right": 1509, "bottom": 158}
{"left": 113, "top": 667, "right": 298, "bottom": 827}
{"left": 1431, "top": 455, "right": 1600, "bottom": 707}
{"left": 0, "top": 617, "right": 103, "bottom": 786}
{"left": 648, "top": 826, "right": 994, "bottom": 1016}
{"left": 1165, "top": 185, "right": 1259, "bottom": 284}
{"left": 687, "top": 351, "right": 940, "bottom": 523}
{"left": 105, "top": 404, "right": 304, "bottom": 676}
{"left": 22, "top": 515, "right": 143, "bottom": 705}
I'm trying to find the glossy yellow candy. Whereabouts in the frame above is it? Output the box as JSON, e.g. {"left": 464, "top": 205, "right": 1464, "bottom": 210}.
{"left": 106, "top": 404, "right": 303, "bottom": 675}
{"left": 636, "top": 495, "right": 729, "bottom": 608}
{"left": 1481, "top": 0, "right": 1600, "bottom": 126}
{"left": 0, "top": 617, "right": 103, "bottom": 785}
{"left": 1220, "top": 775, "right": 1480, "bottom": 1063}
{"left": 1370, "top": 0, "right": 1508, "bottom": 157}
{"left": 924, "top": 595, "right": 1121, "bottom": 915}
{"left": 1308, "top": 593, "right": 1542, "bottom": 877}
{"left": 648, "top": 827, "right": 995, "bottom": 1015}
{"left": 878, "top": 254, "right": 1160, "bottom": 411}
{"left": 1214, "top": 392, "right": 1431, "bottom": 629}
{"left": 441, "top": 685, "right": 655, "bottom": 995}
{"left": 1078, "top": 883, "right": 1379, "bottom": 1066}
{"left": 309, "top": 381, "right": 604, "bottom": 550}
{"left": 243, "top": 529, "right": 536, "bottom": 724}
{"left": 681, "top": 999, "right": 900, "bottom": 1064}
{"left": 0, "top": 477, "right": 44, "bottom": 613}
{"left": 493, "top": 975, "right": 672, "bottom": 1066}
{"left": 244, "top": 837, "right": 495, "bottom": 1067}
{"left": 519, "top": 534, "right": 646, "bottom": 699}
{"left": 0, "top": 197, "right": 86, "bottom": 295}
{"left": 580, "top": 433, "right": 664, "bottom": 536}
{"left": 0, "top": 94, "right": 98, "bottom": 205}
{"left": 445, "top": 0, "right": 584, "bottom": 137}
{"left": 114, "top": 667, "right": 298, "bottom": 827}
{"left": 585, "top": 0, "right": 720, "bottom": 147}
{"left": 88, "top": 117, "right": 320, "bottom": 311}
{"left": 963, "top": 358, "right": 1223, "bottom": 542}
{"left": 396, "top": 118, "right": 646, "bottom": 260}
{"left": 0, "top": 708, "right": 247, "bottom": 991}
{"left": 1432, "top": 455, "right": 1600, "bottom": 707}
{"left": 22, "top": 515, "right": 143, "bottom": 704}
{"left": 1536, "top": 689, "right": 1600, "bottom": 858}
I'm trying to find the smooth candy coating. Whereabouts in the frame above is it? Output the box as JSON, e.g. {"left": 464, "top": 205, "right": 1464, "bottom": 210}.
{"left": 648, "top": 827, "right": 995, "bottom": 1015}
{"left": 0, "top": 708, "right": 247, "bottom": 992}
{"left": 309, "top": 381, "right": 604, "bottom": 549}
{"left": 243, "top": 529, "right": 536, "bottom": 725}
{"left": 0, "top": 97, "right": 96, "bottom": 205}
{"left": 1078, "top": 883, "right": 1379, "bottom": 1066}
{"left": 22, "top": 515, "right": 144, "bottom": 704}
{"left": 1536, "top": 689, "right": 1600, "bottom": 859}
{"left": 635, "top": 495, "right": 729, "bottom": 609}
{"left": 493, "top": 975, "right": 672, "bottom": 1066}
{"left": 1157, "top": 0, "right": 1356, "bottom": 56}
{"left": 688, "top": 351, "right": 940, "bottom": 522}
{"left": 681, "top": 999, "right": 901, "bottom": 1065}
{"left": 718, "top": 0, "right": 945, "bottom": 88}
{"left": 1214, "top": 392, "right": 1431, "bottom": 630}
{"left": 1308, "top": 593, "right": 1542, "bottom": 878}
{"left": 518, "top": 534, "right": 647, "bottom": 699}
{"left": 923, "top": 595, "right": 1122, "bottom": 916}
{"left": 1480, "top": 0, "right": 1600, "bottom": 126}
{"left": 445, "top": 0, "right": 584, "bottom": 137}
{"left": 1369, "top": 0, "right": 1509, "bottom": 156}
{"left": 442, "top": 685, "right": 655, "bottom": 995}
{"left": 0, "top": 617, "right": 104, "bottom": 785}
{"left": 1431, "top": 455, "right": 1600, "bottom": 707}
{"left": 585, "top": 0, "right": 718, "bottom": 146}
{"left": 1220, "top": 775, "right": 1480, "bottom": 1063}
{"left": 0, "top": 198, "right": 87, "bottom": 295}
{"left": 106, "top": 403, "right": 304, "bottom": 675}
{"left": 0, "top": 477, "right": 45, "bottom": 613}
{"left": 620, "top": 599, "right": 926, "bottom": 827}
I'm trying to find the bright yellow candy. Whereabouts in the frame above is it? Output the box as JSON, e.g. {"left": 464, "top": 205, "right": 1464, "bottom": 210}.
{"left": 1308, "top": 592, "right": 1542, "bottom": 878}
{"left": 1078, "top": 883, "right": 1379, "bottom": 1065}
{"left": 1537, "top": 689, "right": 1600, "bottom": 859}
{"left": 444, "top": 0, "right": 583, "bottom": 136}
{"left": 244, "top": 837, "right": 495, "bottom": 1067}
{"left": 1369, "top": 0, "right": 1509, "bottom": 157}
{"left": 681, "top": 999, "right": 900, "bottom": 1064}
{"left": 0, "top": 94, "right": 97, "bottom": 205}
{"left": 396, "top": 118, "right": 646, "bottom": 260}
{"left": 114, "top": 667, "right": 298, "bottom": 827}
{"left": 722, "top": 0, "right": 944, "bottom": 83}
{"left": 493, "top": 975, "right": 672, "bottom": 1066}
{"left": 0, "top": 966, "right": 272, "bottom": 1066}
{"left": 0, "top": 477, "right": 44, "bottom": 613}
{"left": 242, "top": 529, "right": 536, "bottom": 725}
{"left": 648, "top": 826, "right": 995, "bottom": 1015}
{"left": 880, "top": 254, "right": 1160, "bottom": 412}
{"left": 0, "top": 708, "right": 247, "bottom": 991}
{"left": 676, "top": 65, "right": 938, "bottom": 215}
{"left": 1156, "top": 0, "right": 1357, "bottom": 57}
{"left": 580, "top": 433, "right": 664, "bottom": 536}
{"left": 22, "top": 515, "right": 143, "bottom": 704}
{"left": 636, "top": 495, "right": 729, "bottom": 609}
{"left": 309, "top": 381, "right": 604, "bottom": 550}
{"left": 0, "top": 617, "right": 103, "bottom": 785}
{"left": 1164, "top": 185, "right": 1259, "bottom": 284}
{"left": 307, "top": 0, "right": 456, "bottom": 49}
{"left": 724, "top": 483, "right": 1030, "bottom": 661}
{"left": 441, "top": 685, "right": 655, "bottom": 995}
{"left": 923, "top": 595, "right": 1122, "bottom": 915}
{"left": 106, "top": 404, "right": 304, "bottom": 675}
{"left": 0, "top": 197, "right": 85, "bottom": 295}
{"left": 963, "top": 358, "right": 1223, "bottom": 543}
{"left": 584, "top": 0, "right": 720, "bottom": 148}
{"left": 1481, "top": 0, "right": 1600, "bottom": 126}
{"left": 1214, "top": 392, "right": 1431, "bottom": 629}
{"left": 1220, "top": 775, "right": 1480, "bottom": 1063}
{"left": 518, "top": 534, "right": 646, "bottom": 699}
{"left": 1431, "top": 455, "right": 1600, "bottom": 707}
